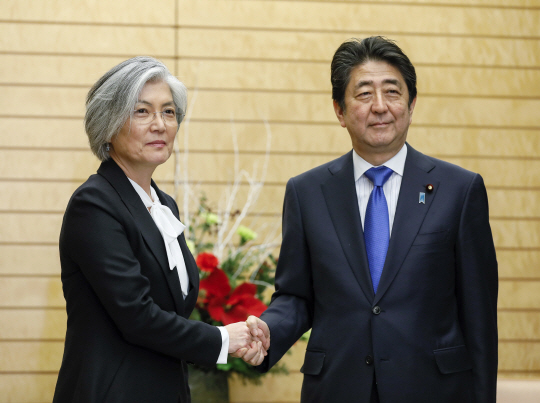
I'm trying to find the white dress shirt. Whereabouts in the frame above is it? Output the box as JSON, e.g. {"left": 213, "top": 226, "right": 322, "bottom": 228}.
{"left": 127, "top": 178, "right": 229, "bottom": 364}
{"left": 353, "top": 144, "right": 408, "bottom": 235}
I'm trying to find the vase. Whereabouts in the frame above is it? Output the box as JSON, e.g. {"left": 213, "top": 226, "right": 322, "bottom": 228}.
{"left": 188, "top": 366, "right": 230, "bottom": 403}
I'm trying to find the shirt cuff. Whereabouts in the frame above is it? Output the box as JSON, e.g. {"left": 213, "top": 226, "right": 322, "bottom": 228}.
{"left": 217, "top": 326, "right": 229, "bottom": 364}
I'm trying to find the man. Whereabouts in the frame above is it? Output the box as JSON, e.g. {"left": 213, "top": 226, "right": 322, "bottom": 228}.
{"left": 247, "top": 36, "right": 498, "bottom": 402}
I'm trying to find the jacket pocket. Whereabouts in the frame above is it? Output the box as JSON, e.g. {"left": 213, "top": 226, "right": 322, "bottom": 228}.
{"left": 300, "top": 350, "right": 325, "bottom": 375}
{"left": 433, "top": 345, "right": 473, "bottom": 374}
{"left": 412, "top": 230, "right": 448, "bottom": 246}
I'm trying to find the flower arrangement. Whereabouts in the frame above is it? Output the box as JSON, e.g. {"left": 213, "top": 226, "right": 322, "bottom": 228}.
{"left": 185, "top": 196, "right": 287, "bottom": 383}
{"left": 172, "top": 93, "right": 287, "bottom": 383}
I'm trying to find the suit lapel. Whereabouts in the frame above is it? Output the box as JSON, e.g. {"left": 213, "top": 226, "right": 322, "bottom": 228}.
{"left": 97, "top": 159, "right": 185, "bottom": 314}
{"left": 321, "top": 152, "right": 375, "bottom": 302}
{"left": 374, "top": 145, "right": 438, "bottom": 304}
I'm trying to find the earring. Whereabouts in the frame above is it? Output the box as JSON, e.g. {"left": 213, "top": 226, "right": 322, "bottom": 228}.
{"left": 106, "top": 143, "right": 110, "bottom": 152}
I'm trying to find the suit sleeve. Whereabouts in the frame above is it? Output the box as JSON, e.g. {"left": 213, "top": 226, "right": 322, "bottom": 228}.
{"left": 455, "top": 174, "right": 498, "bottom": 402}
{"left": 258, "top": 178, "right": 314, "bottom": 371}
{"left": 60, "top": 184, "right": 222, "bottom": 366}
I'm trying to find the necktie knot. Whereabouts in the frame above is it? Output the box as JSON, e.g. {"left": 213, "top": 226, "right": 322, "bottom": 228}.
{"left": 364, "top": 166, "right": 393, "bottom": 187}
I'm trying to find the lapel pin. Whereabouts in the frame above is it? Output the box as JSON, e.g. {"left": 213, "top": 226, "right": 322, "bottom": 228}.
{"left": 419, "top": 192, "right": 426, "bottom": 204}
{"left": 426, "top": 184, "right": 434, "bottom": 193}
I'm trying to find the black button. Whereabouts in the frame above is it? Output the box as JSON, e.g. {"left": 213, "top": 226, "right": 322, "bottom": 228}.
{"left": 365, "top": 355, "right": 374, "bottom": 365}
{"left": 372, "top": 306, "right": 381, "bottom": 315}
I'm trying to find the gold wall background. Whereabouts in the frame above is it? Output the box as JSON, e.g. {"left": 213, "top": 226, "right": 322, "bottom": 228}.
{"left": 1, "top": 0, "right": 539, "bottom": 402}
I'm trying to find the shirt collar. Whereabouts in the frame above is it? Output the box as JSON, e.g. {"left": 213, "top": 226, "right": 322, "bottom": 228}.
{"left": 127, "top": 177, "right": 161, "bottom": 210}
{"left": 353, "top": 143, "right": 408, "bottom": 182}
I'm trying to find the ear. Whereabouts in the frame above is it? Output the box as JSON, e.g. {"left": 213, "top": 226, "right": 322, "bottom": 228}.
{"left": 408, "top": 96, "right": 417, "bottom": 125}
{"left": 333, "top": 100, "right": 347, "bottom": 128}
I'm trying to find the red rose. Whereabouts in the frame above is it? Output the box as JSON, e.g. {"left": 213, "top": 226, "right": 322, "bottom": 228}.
{"left": 196, "top": 253, "right": 219, "bottom": 272}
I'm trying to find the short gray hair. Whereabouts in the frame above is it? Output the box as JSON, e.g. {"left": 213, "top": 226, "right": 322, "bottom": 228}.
{"left": 85, "top": 56, "right": 187, "bottom": 161}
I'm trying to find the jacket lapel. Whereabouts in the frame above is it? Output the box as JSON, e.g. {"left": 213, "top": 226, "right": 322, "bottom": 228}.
{"left": 373, "top": 144, "right": 439, "bottom": 304}
{"left": 321, "top": 151, "right": 375, "bottom": 302}
{"left": 97, "top": 159, "right": 185, "bottom": 314}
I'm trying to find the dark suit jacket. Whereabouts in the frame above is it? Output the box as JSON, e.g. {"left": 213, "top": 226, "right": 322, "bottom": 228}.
{"left": 259, "top": 144, "right": 498, "bottom": 403}
{"left": 53, "top": 159, "right": 222, "bottom": 403}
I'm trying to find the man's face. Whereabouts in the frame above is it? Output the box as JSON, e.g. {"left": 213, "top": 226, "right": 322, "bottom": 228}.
{"left": 333, "top": 60, "right": 416, "bottom": 165}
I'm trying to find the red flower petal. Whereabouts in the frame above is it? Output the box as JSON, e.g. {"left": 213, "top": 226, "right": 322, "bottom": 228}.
{"left": 221, "top": 297, "right": 267, "bottom": 325}
{"left": 196, "top": 253, "right": 219, "bottom": 272}
{"left": 207, "top": 303, "right": 225, "bottom": 323}
{"left": 199, "top": 268, "right": 231, "bottom": 300}
{"left": 227, "top": 282, "right": 257, "bottom": 306}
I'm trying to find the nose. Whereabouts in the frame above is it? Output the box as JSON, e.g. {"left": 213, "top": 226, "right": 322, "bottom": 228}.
{"left": 151, "top": 112, "right": 167, "bottom": 130}
{"left": 371, "top": 93, "right": 388, "bottom": 114}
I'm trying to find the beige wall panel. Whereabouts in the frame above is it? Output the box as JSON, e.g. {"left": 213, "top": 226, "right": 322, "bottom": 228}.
{"left": 0, "top": 86, "right": 87, "bottom": 118}
{"left": 499, "top": 281, "right": 540, "bottom": 309}
{"left": 491, "top": 220, "right": 540, "bottom": 249}
{"left": 178, "top": 29, "right": 540, "bottom": 67}
{"left": 408, "top": 128, "right": 540, "bottom": 158}
{"left": 487, "top": 189, "right": 540, "bottom": 218}
{"left": 0, "top": 309, "right": 66, "bottom": 339}
{"left": 3, "top": 149, "right": 539, "bottom": 188}
{"left": 177, "top": 59, "right": 329, "bottom": 92}
{"left": 3, "top": 182, "right": 79, "bottom": 212}
{"left": 0, "top": 374, "right": 57, "bottom": 403}
{"left": 0, "top": 118, "right": 88, "bottom": 149}
{"left": 3, "top": 87, "right": 538, "bottom": 128}
{"left": 497, "top": 251, "right": 540, "bottom": 278}
{"left": 413, "top": 96, "right": 540, "bottom": 128}
{"left": 498, "top": 312, "right": 540, "bottom": 340}
{"left": 0, "top": 277, "right": 64, "bottom": 308}
{"left": 2, "top": 0, "right": 175, "bottom": 25}
{"left": 161, "top": 183, "right": 286, "bottom": 215}
{"left": 315, "top": 0, "right": 540, "bottom": 5}
{"left": 0, "top": 150, "right": 99, "bottom": 181}
{"left": 229, "top": 373, "right": 302, "bottom": 403}
{"left": 0, "top": 245, "right": 60, "bottom": 275}
{"left": 179, "top": 59, "right": 540, "bottom": 97}
{"left": 0, "top": 341, "right": 63, "bottom": 371}
{"left": 0, "top": 55, "right": 175, "bottom": 86}
{"left": 499, "top": 342, "right": 540, "bottom": 371}
{"left": 402, "top": 36, "right": 540, "bottom": 68}
{"left": 178, "top": 0, "right": 539, "bottom": 37}
{"left": 0, "top": 213, "right": 62, "bottom": 244}
{"left": 442, "top": 158, "right": 540, "bottom": 188}
{"left": 0, "top": 23, "right": 175, "bottom": 56}
{"left": 177, "top": 121, "right": 351, "bottom": 154}
{"left": 416, "top": 66, "right": 540, "bottom": 98}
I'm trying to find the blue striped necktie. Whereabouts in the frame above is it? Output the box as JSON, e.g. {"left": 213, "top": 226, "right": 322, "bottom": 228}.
{"left": 364, "top": 166, "right": 394, "bottom": 294}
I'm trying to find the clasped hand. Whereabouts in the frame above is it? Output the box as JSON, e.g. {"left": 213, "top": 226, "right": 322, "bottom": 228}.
{"left": 225, "top": 316, "right": 270, "bottom": 366}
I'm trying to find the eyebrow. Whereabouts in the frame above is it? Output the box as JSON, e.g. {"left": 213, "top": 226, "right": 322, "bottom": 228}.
{"left": 355, "top": 79, "right": 402, "bottom": 89}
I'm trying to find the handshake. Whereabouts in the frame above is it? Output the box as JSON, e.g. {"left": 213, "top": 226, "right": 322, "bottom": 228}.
{"left": 225, "top": 315, "right": 270, "bottom": 366}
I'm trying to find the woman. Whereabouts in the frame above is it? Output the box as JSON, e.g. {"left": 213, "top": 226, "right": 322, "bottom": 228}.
{"left": 53, "top": 57, "right": 265, "bottom": 403}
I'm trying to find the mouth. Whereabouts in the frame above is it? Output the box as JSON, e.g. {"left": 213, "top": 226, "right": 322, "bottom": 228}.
{"left": 370, "top": 122, "right": 390, "bottom": 127}
{"left": 147, "top": 140, "right": 167, "bottom": 148}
